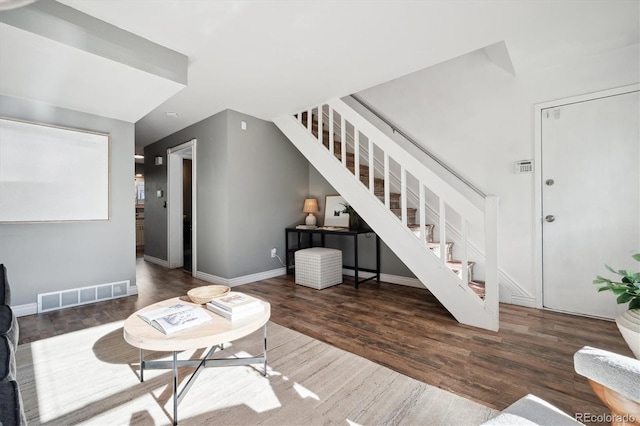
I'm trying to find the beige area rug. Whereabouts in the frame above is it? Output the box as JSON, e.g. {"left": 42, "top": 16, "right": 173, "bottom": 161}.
{"left": 16, "top": 321, "right": 497, "bottom": 425}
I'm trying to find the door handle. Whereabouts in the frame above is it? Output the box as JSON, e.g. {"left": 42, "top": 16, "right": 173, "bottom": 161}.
{"left": 545, "top": 215, "right": 555, "bottom": 223}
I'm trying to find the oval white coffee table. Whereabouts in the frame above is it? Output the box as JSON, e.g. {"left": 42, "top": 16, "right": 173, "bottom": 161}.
{"left": 123, "top": 296, "right": 270, "bottom": 425}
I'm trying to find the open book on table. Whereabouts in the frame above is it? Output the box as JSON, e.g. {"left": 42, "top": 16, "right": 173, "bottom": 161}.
{"left": 137, "top": 303, "right": 211, "bottom": 335}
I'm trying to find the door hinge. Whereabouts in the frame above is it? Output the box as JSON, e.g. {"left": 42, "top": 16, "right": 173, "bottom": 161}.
{"left": 545, "top": 108, "right": 561, "bottom": 119}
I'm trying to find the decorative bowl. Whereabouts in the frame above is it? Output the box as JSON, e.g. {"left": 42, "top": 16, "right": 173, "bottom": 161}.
{"left": 187, "top": 285, "right": 230, "bottom": 304}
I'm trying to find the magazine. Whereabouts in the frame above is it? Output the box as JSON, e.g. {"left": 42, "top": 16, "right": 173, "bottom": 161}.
{"left": 137, "top": 303, "right": 212, "bottom": 334}
{"left": 208, "top": 292, "right": 262, "bottom": 313}
{"left": 206, "top": 301, "right": 264, "bottom": 321}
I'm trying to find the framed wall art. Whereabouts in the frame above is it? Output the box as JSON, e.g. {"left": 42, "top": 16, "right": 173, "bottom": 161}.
{"left": 323, "top": 194, "right": 349, "bottom": 228}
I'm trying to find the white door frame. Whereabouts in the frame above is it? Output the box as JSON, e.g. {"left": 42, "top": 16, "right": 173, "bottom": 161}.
{"left": 167, "top": 139, "right": 197, "bottom": 275}
{"left": 533, "top": 84, "right": 639, "bottom": 309}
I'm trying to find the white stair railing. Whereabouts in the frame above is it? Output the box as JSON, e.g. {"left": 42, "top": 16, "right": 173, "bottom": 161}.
{"left": 274, "top": 99, "right": 499, "bottom": 331}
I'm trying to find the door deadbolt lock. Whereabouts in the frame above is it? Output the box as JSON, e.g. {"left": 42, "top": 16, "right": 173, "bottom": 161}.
{"left": 545, "top": 215, "right": 555, "bottom": 223}
{"left": 545, "top": 179, "right": 555, "bottom": 186}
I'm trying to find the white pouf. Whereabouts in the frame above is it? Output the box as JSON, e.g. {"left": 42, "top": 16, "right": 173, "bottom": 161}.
{"left": 295, "top": 247, "right": 342, "bottom": 289}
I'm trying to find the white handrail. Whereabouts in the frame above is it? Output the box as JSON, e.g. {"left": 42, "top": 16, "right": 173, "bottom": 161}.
{"left": 328, "top": 99, "right": 484, "bottom": 223}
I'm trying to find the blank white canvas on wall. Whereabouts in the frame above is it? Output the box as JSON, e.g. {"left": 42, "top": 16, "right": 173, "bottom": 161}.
{"left": 0, "top": 118, "right": 109, "bottom": 222}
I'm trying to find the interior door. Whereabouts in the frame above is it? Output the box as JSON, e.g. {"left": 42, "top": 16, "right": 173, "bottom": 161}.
{"left": 542, "top": 90, "right": 639, "bottom": 319}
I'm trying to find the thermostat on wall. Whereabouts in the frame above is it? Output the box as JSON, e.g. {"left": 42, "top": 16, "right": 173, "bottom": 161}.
{"left": 514, "top": 160, "right": 534, "bottom": 174}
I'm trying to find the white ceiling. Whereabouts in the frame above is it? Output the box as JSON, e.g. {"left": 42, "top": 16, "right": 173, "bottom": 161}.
{"left": 3, "top": 0, "right": 639, "bottom": 153}
{"left": 0, "top": 22, "right": 186, "bottom": 123}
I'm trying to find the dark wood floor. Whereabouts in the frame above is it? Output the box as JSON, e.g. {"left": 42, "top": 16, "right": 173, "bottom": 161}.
{"left": 18, "top": 257, "right": 631, "bottom": 423}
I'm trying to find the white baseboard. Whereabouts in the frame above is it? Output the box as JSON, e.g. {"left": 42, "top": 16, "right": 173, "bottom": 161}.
{"left": 128, "top": 285, "right": 138, "bottom": 296}
{"left": 144, "top": 255, "right": 169, "bottom": 267}
{"left": 342, "top": 269, "right": 538, "bottom": 307}
{"left": 197, "top": 267, "right": 286, "bottom": 287}
{"left": 11, "top": 303, "right": 37, "bottom": 317}
{"left": 510, "top": 294, "right": 537, "bottom": 308}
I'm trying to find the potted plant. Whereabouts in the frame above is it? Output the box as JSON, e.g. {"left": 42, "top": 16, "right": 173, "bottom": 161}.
{"left": 593, "top": 253, "right": 640, "bottom": 358}
{"left": 340, "top": 203, "right": 367, "bottom": 230}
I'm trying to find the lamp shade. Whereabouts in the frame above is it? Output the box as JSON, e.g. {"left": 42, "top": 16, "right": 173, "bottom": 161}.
{"left": 302, "top": 198, "right": 318, "bottom": 213}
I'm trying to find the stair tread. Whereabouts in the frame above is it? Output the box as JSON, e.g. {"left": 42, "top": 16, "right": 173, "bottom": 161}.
{"left": 468, "top": 281, "right": 486, "bottom": 299}
{"left": 408, "top": 224, "right": 435, "bottom": 230}
{"left": 427, "top": 241, "right": 453, "bottom": 248}
{"left": 391, "top": 207, "right": 417, "bottom": 212}
{"left": 447, "top": 260, "right": 476, "bottom": 267}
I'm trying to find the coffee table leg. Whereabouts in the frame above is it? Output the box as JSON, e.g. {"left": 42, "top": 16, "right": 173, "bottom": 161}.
{"left": 263, "top": 323, "right": 268, "bottom": 376}
{"left": 173, "top": 351, "right": 178, "bottom": 425}
{"left": 139, "top": 349, "right": 144, "bottom": 382}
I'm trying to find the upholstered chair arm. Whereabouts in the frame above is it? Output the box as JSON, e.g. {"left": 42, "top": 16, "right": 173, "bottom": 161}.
{"left": 574, "top": 346, "right": 640, "bottom": 402}
{"left": 574, "top": 346, "right": 640, "bottom": 426}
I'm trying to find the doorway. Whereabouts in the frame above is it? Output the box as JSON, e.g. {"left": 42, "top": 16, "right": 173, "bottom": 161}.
{"left": 167, "top": 139, "right": 197, "bottom": 275}
{"left": 537, "top": 87, "right": 639, "bottom": 319}
{"left": 182, "top": 158, "right": 193, "bottom": 271}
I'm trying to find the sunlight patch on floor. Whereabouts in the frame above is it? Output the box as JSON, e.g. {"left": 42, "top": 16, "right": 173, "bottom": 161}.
{"left": 30, "top": 321, "right": 131, "bottom": 422}
{"left": 293, "top": 381, "right": 320, "bottom": 401}
{"left": 25, "top": 323, "right": 292, "bottom": 423}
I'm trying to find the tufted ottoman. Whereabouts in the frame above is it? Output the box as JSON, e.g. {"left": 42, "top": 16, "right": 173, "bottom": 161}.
{"left": 295, "top": 247, "right": 343, "bottom": 289}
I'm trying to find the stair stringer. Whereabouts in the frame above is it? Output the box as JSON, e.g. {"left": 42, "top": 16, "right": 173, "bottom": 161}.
{"left": 274, "top": 114, "right": 499, "bottom": 331}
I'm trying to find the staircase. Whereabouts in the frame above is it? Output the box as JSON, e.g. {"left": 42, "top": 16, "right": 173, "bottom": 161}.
{"left": 274, "top": 99, "right": 498, "bottom": 331}
{"left": 318, "top": 119, "right": 486, "bottom": 298}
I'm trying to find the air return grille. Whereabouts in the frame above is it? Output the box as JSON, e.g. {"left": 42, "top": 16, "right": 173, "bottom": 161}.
{"left": 37, "top": 280, "right": 130, "bottom": 313}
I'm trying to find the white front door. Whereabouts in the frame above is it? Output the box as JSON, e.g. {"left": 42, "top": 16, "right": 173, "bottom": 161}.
{"left": 542, "top": 89, "right": 639, "bottom": 319}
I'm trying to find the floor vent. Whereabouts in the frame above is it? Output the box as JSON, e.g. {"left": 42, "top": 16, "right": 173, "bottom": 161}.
{"left": 37, "top": 280, "right": 130, "bottom": 313}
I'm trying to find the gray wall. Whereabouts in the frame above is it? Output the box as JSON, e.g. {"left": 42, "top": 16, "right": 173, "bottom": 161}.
{"left": 0, "top": 95, "right": 136, "bottom": 306}
{"left": 226, "top": 110, "right": 309, "bottom": 277}
{"left": 144, "top": 110, "right": 229, "bottom": 275}
{"left": 144, "top": 109, "right": 309, "bottom": 279}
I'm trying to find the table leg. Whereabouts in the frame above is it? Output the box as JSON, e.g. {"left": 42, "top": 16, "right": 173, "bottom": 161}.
{"left": 263, "top": 323, "right": 268, "bottom": 376}
{"left": 376, "top": 234, "right": 381, "bottom": 281}
{"left": 354, "top": 234, "right": 359, "bottom": 289}
{"left": 285, "top": 229, "right": 290, "bottom": 274}
{"left": 140, "top": 349, "right": 144, "bottom": 382}
{"left": 173, "top": 351, "right": 178, "bottom": 425}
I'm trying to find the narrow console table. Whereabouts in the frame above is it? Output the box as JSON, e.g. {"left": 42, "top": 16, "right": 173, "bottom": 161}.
{"left": 285, "top": 227, "right": 380, "bottom": 288}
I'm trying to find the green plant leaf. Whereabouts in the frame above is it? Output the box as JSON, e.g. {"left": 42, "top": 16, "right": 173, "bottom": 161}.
{"left": 617, "top": 293, "right": 633, "bottom": 304}
{"left": 594, "top": 254, "right": 640, "bottom": 306}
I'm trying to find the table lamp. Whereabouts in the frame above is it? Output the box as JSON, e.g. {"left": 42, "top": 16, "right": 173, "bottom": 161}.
{"left": 302, "top": 198, "right": 319, "bottom": 226}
